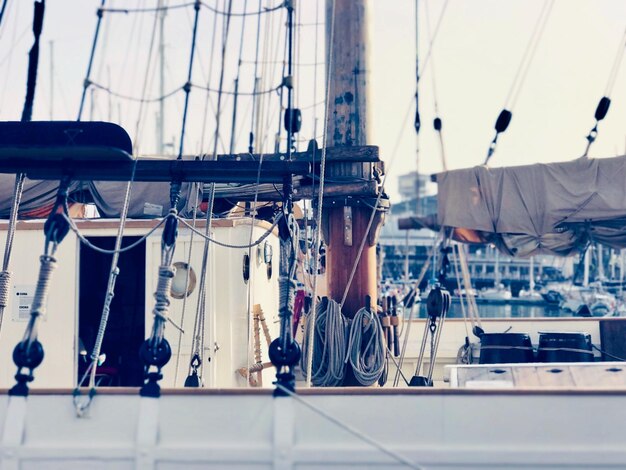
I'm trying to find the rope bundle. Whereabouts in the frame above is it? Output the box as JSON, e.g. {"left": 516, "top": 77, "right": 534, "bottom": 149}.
{"left": 301, "top": 298, "right": 347, "bottom": 386}
{"left": 346, "top": 307, "right": 386, "bottom": 386}
{"left": 302, "top": 299, "right": 386, "bottom": 387}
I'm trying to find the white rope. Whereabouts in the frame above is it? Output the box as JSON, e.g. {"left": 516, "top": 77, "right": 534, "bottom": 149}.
{"left": 274, "top": 384, "right": 423, "bottom": 470}
{"left": 451, "top": 243, "right": 471, "bottom": 337}
{"left": 392, "top": 248, "right": 433, "bottom": 388}
{"left": 301, "top": 297, "right": 346, "bottom": 386}
{"left": 345, "top": 307, "right": 386, "bottom": 386}
{"left": 0, "top": 173, "right": 25, "bottom": 330}
{"left": 21, "top": 254, "right": 56, "bottom": 345}
{"left": 62, "top": 212, "right": 168, "bottom": 254}
{"left": 306, "top": 0, "right": 336, "bottom": 387}
{"left": 173, "top": 183, "right": 201, "bottom": 385}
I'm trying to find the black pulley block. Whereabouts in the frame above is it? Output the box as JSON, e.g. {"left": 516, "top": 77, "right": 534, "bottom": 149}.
{"left": 284, "top": 108, "right": 302, "bottom": 134}
{"left": 494, "top": 109, "right": 512, "bottom": 133}
{"left": 12, "top": 340, "right": 44, "bottom": 370}
{"left": 139, "top": 338, "right": 172, "bottom": 369}
{"left": 426, "top": 286, "right": 450, "bottom": 318}
{"left": 269, "top": 338, "right": 301, "bottom": 368}
{"left": 594, "top": 96, "right": 611, "bottom": 121}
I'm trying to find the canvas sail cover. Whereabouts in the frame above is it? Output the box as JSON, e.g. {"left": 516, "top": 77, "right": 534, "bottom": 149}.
{"left": 436, "top": 155, "right": 626, "bottom": 257}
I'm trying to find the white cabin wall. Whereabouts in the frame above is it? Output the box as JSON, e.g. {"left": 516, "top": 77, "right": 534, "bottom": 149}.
{"left": 144, "top": 220, "right": 280, "bottom": 388}
{"left": 0, "top": 229, "right": 77, "bottom": 388}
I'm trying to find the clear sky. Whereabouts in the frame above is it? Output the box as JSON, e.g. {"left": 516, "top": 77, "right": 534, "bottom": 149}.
{"left": 0, "top": 0, "right": 624, "bottom": 202}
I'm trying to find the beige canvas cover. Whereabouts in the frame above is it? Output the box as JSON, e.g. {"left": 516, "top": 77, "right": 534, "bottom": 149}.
{"left": 436, "top": 155, "right": 626, "bottom": 257}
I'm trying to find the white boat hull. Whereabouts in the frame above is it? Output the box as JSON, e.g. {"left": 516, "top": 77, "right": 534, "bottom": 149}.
{"left": 1, "top": 388, "right": 625, "bottom": 469}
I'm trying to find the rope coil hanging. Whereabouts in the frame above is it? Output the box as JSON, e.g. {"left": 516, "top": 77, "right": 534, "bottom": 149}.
{"left": 346, "top": 306, "right": 386, "bottom": 386}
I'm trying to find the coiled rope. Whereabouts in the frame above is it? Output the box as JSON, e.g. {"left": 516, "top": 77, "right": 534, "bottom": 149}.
{"left": 301, "top": 297, "right": 347, "bottom": 386}
{"left": 346, "top": 307, "right": 386, "bottom": 386}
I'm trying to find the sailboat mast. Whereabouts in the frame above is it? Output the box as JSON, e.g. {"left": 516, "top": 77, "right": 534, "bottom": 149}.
{"left": 324, "top": 0, "right": 381, "bottom": 318}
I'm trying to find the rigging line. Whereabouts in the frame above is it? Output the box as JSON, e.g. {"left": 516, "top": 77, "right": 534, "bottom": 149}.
{"left": 188, "top": 0, "right": 235, "bottom": 380}
{"left": 198, "top": 0, "right": 220, "bottom": 152}
{"left": 451, "top": 244, "right": 471, "bottom": 338}
{"left": 177, "top": 0, "right": 202, "bottom": 159}
{"left": 191, "top": 82, "right": 280, "bottom": 95}
{"left": 99, "top": 1, "right": 195, "bottom": 13}
{"left": 306, "top": 0, "right": 335, "bottom": 387}
{"left": 248, "top": 0, "right": 263, "bottom": 153}
{"left": 131, "top": 0, "right": 162, "bottom": 153}
{"left": 77, "top": 0, "right": 106, "bottom": 121}
{"left": 89, "top": 81, "right": 183, "bottom": 102}
{"left": 484, "top": 0, "right": 554, "bottom": 166}
{"left": 505, "top": 0, "right": 554, "bottom": 109}
{"left": 340, "top": 98, "right": 415, "bottom": 309}
{"left": 311, "top": 0, "right": 320, "bottom": 139}
{"left": 0, "top": 0, "right": 9, "bottom": 29}
{"left": 416, "top": 0, "right": 448, "bottom": 83}
{"left": 87, "top": 162, "right": 139, "bottom": 390}
{"left": 201, "top": 0, "right": 284, "bottom": 17}
{"left": 392, "top": 242, "right": 436, "bottom": 387}
{"left": 604, "top": 27, "right": 626, "bottom": 96}
{"left": 509, "top": 0, "right": 554, "bottom": 110}
{"left": 177, "top": 213, "right": 281, "bottom": 249}
{"left": 581, "top": 28, "right": 626, "bottom": 158}
{"left": 229, "top": 0, "right": 249, "bottom": 154}
{"left": 0, "top": 0, "right": 45, "bottom": 331}
{"left": 62, "top": 213, "right": 168, "bottom": 255}
{"left": 274, "top": 384, "right": 423, "bottom": 470}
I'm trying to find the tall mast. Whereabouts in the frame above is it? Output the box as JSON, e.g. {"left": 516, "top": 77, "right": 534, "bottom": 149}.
{"left": 324, "top": 0, "right": 383, "bottom": 319}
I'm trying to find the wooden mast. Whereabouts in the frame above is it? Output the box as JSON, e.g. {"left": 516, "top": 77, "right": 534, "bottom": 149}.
{"left": 324, "top": 0, "right": 385, "bottom": 319}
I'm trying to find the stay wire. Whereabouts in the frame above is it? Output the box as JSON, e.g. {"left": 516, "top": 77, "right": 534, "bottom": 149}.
{"left": 77, "top": 0, "right": 106, "bottom": 121}
{"left": 177, "top": 0, "right": 202, "bottom": 159}
{"left": 202, "top": 0, "right": 284, "bottom": 17}
{"left": 604, "top": 27, "right": 626, "bottom": 96}
{"left": 305, "top": 0, "right": 336, "bottom": 387}
{"left": 89, "top": 80, "right": 183, "bottom": 103}
{"left": 0, "top": 0, "right": 44, "bottom": 331}
{"left": 0, "top": 0, "right": 9, "bottom": 31}
{"left": 274, "top": 384, "right": 423, "bottom": 470}
{"left": 228, "top": 0, "right": 249, "bottom": 154}
{"left": 248, "top": 0, "right": 263, "bottom": 153}
{"left": 485, "top": 0, "right": 554, "bottom": 165}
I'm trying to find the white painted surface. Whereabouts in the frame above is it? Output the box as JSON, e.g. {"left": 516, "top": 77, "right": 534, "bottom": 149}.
{"left": 0, "top": 391, "right": 625, "bottom": 468}
{"left": 0, "top": 219, "right": 280, "bottom": 390}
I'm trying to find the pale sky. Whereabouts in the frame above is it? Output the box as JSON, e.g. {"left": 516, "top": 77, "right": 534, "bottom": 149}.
{"left": 0, "top": 0, "right": 624, "bottom": 202}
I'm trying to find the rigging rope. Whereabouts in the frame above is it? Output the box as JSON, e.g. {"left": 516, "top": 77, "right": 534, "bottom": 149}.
{"left": 274, "top": 384, "right": 423, "bottom": 470}
{"left": 89, "top": 80, "right": 183, "bottom": 103}
{"left": 0, "top": 0, "right": 9, "bottom": 29}
{"left": 77, "top": 0, "right": 106, "bottom": 120}
{"left": 305, "top": 0, "right": 336, "bottom": 387}
{"left": 582, "top": 27, "right": 626, "bottom": 157}
{"left": 484, "top": 0, "right": 555, "bottom": 165}
{"left": 202, "top": 0, "right": 284, "bottom": 17}
{"left": 0, "top": 0, "right": 44, "bottom": 333}
{"left": 345, "top": 306, "right": 386, "bottom": 386}
{"left": 229, "top": 0, "right": 249, "bottom": 154}
{"left": 301, "top": 297, "right": 346, "bottom": 386}
{"left": 177, "top": 0, "right": 202, "bottom": 159}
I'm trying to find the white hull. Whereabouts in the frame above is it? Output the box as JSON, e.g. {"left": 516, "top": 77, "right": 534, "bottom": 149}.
{"left": 1, "top": 388, "right": 625, "bottom": 469}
